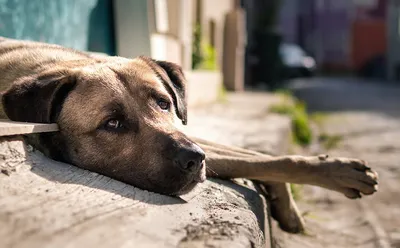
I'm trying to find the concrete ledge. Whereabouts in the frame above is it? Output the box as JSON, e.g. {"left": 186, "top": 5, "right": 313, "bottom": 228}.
{"left": 0, "top": 136, "right": 269, "bottom": 248}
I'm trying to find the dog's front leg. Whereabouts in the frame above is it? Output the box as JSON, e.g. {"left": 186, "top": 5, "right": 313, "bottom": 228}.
{"left": 194, "top": 138, "right": 305, "bottom": 233}
{"left": 203, "top": 152, "right": 378, "bottom": 199}
{"left": 192, "top": 139, "right": 378, "bottom": 198}
{"left": 193, "top": 138, "right": 378, "bottom": 232}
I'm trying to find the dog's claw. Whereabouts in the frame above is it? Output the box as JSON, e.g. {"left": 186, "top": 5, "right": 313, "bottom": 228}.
{"left": 315, "top": 157, "right": 379, "bottom": 199}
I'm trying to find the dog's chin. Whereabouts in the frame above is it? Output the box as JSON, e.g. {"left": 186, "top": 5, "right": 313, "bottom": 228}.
{"left": 173, "top": 180, "right": 199, "bottom": 196}
{"left": 172, "top": 169, "right": 207, "bottom": 196}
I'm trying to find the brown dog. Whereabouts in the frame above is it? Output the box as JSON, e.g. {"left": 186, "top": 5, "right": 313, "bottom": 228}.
{"left": 0, "top": 37, "right": 378, "bottom": 233}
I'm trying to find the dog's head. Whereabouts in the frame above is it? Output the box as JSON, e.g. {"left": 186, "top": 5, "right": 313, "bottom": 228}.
{"left": 2, "top": 56, "right": 206, "bottom": 195}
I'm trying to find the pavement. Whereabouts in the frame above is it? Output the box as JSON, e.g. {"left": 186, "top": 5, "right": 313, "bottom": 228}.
{"left": 274, "top": 77, "right": 400, "bottom": 248}
{"left": 0, "top": 92, "right": 291, "bottom": 248}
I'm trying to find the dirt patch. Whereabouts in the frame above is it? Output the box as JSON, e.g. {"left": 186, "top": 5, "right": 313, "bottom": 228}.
{"left": 180, "top": 219, "right": 243, "bottom": 242}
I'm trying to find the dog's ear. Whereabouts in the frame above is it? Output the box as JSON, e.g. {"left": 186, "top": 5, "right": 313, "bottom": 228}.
{"left": 140, "top": 57, "right": 188, "bottom": 125}
{"left": 2, "top": 72, "right": 77, "bottom": 123}
{"left": 155, "top": 60, "right": 187, "bottom": 124}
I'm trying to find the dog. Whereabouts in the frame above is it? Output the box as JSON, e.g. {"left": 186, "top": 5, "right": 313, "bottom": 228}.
{"left": 0, "top": 37, "right": 378, "bottom": 233}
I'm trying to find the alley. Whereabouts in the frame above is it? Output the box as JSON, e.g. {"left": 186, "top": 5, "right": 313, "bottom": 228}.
{"left": 280, "top": 78, "right": 400, "bottom": 248}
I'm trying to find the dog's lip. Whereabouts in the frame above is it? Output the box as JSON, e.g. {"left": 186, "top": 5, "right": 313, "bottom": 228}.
{"left": 193, "top": 162, "right": 206, "bottom": 183}
{"left": 194, "top": 172, "right": 206, "bottom": 183}
{"left": 173, "top": 177, "right": 200, "bottom": 195}
{"left": 170, "top": 162, "right": 206, "bottom": 196}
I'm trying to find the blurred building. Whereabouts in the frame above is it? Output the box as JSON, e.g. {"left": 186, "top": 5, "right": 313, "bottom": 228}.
{"left": 0, "top": 0, "right": 246, "bottom": 106}
{"left": 387, "top": 0, "right": 400, "bottom": 81}
{"left": 0, "top": 0, "right": 115, "bottom": 54}
{"left": 278, "top": 0, "right": 388, "bottom": 79}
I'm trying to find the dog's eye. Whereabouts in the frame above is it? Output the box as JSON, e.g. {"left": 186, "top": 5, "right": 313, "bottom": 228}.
{"left": 105, "top": 119, "right": 123, "bottom": 130}
{"left": 157, "top": 99, "right": 170, "bottom": 111}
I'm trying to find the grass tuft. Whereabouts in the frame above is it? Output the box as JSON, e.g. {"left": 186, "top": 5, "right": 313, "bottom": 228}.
{"left": 217, "top": 83, "right": 228, "bottom": 103}
{"left": 318, "top": 133, "right": 342, "bottom": 150}
{"left": 269, "top": 93, "right": 312, "bottom": 146}
{"left": 310, "top": 112, "right": 329, "bottom": 127}
{"left": 290, "top": 184, "right": 303, "bottom": 201}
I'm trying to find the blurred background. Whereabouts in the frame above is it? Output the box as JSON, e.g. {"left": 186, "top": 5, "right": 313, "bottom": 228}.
{"left": 1, "top": 1, "right": 399, "bottom": 247}
{"left": 0, "top": 0, "right": 396, "bottom": 91}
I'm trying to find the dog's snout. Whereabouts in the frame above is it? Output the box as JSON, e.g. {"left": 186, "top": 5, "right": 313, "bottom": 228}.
{"left": 175, "top": 145, "right": 205, "bottom": 173}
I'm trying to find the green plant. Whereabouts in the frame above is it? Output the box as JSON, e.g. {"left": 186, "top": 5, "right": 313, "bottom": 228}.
{"left": 310, "top": 112, "right": 329, "bottom": 128}
{"left": 269, "top": 94, "right": 312, "bottom": 146}
{"left": 268, "top": 103, "right": 292, "bottom": 115}
{"left": 290, "top": 184, "right": 303, "bottom": 201}
{"left": 217, "top": 83, "right": 227, "bottom": 103}
{"left": 191, "top": 23, "right": 218, "bottom": 71}
{"left": 274, "top": 89, "right": 292, "bottom": 97}
{"left": 198, "top": 42, "right": 218, "bottom": 70}
{"left": 192, "top": 24, "right": 204, "bottom": 69}
{"left": 292, "top": 101, "right": 312, "bottom": 145}
{"left": 318, "top": 133, "right": 342, "bottom": 150}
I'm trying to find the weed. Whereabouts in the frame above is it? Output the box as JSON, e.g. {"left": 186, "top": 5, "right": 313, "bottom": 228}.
{"left": 318, "top": 133, "right": 342, "bottom": 150}
{"left": 192, "top": 24, "right": 218, "bottom": 71}
{"left": 217, "top": 84, "right": 228, "bottom": 103}
{"left": 310, "top": 112, "right": 329, "bottom": 127}
{"left": 269, "top": 93, "right": 312, "bottom": 146}
{"left": 290, "top": 184, "right": 303, "bottom": 201}
{"left": 198, "top": 42, "right": 218, "bottom": 70}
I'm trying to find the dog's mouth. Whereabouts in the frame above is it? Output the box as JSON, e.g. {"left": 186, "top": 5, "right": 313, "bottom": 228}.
{"left": 173, "top": 179, "right": 200, "bottom": 196}
{"left": 173, "top": 162, "right": 206, "bottom": 196}
{"left": 194, "top": 161, "right": 207, "bottom": 183}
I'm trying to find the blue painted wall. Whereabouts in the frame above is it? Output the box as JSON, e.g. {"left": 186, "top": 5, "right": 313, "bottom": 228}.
{"left": 0, "top": 0, "right": 115, "bottom": 55}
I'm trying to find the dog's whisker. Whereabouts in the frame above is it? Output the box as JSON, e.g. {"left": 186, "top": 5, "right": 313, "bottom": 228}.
{"left": 206, "top": 167, "right": 218, "bottom": 176}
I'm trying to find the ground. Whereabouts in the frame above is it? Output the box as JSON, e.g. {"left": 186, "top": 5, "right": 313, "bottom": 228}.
{"left": 274, "top": 77, "right": 400, "bottom": 248}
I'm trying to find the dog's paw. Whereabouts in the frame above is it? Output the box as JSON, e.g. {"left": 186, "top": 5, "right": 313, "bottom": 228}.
{"left": 316, "top": 156, "right": 378, "bottom": 199}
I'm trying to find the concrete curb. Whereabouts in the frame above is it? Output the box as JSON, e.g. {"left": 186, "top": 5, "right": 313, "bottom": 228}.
{"left": 0, "top": 137, "right": 267, "bottom": 248}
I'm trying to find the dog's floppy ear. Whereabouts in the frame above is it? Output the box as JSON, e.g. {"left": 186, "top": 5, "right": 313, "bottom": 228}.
{"left": 156, "top": 60, "right": 187, "bottom": 124}
{"left": 2, "top": 72, "right": 77, "bottom": 123}
{"left": 140, "top": 56, "right": 188, "bottom": 125}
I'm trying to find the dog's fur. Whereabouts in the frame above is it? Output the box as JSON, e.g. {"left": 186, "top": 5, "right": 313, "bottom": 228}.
{"left": 0, "top": 37, "right": 378, "bottom": 233}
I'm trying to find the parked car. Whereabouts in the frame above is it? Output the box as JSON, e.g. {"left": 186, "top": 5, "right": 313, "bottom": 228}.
{"left": 279, "top": 43, "right": 316, "bottom": 78}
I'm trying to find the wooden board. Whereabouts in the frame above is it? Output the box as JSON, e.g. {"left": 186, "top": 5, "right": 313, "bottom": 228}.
{"left": 0, "top": 120, "right": 59, "bottom": 136}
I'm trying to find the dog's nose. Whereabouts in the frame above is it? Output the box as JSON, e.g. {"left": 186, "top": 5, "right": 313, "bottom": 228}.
{"left": 175, "top": 145, "right": 205, "bottom": 173}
